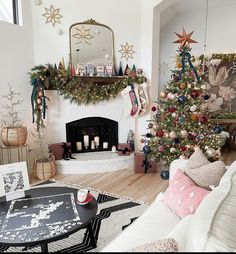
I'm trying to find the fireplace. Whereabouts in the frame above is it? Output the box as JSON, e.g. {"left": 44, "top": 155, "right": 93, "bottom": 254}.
{"left": 66, "top": 117, "right": 118, "bottom": 153}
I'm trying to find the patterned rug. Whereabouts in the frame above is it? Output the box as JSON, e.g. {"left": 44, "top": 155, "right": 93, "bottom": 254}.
{"left": 0, "top": 181, "right": 148, "bottom": 253}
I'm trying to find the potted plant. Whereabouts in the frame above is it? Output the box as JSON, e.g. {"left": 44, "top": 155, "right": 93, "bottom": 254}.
{"left": 1, "top": 85, "right": 27, "bottom": 147}
{"left": 32, "top": 127, "right": 56, "bottom": 180}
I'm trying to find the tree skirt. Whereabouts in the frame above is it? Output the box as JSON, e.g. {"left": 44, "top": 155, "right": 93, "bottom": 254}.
{"left": 0, "top": 181, "right": 148, "bottom": 253}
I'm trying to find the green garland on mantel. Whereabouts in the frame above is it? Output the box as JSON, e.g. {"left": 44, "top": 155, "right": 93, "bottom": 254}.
{"left": 29, "top": 63, "right": 146, "bottom": 129}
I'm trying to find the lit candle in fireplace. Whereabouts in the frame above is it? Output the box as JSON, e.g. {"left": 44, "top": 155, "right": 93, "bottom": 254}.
{"left": 91, "top": 141, "right": 95, "bottom": 150}
{"left": 76, "top": 141, "right": 82, "bottom": 151}
{"left": 84, "top": 135, "right": 89, "bottom": 147}
{"left": 103, "top": 142, "right": 108, "bottom": 149}
{"left": 94, "top": 136, "right": 99, "bottom": 148}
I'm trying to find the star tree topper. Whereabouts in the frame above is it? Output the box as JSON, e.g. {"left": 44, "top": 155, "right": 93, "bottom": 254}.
{"left": 173, "top": 28, "right": 198, "bottom": 49}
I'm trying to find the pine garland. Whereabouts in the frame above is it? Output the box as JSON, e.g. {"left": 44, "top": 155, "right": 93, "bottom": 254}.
{"left": 29, "top": 63, "right": 146, "bottom": 130}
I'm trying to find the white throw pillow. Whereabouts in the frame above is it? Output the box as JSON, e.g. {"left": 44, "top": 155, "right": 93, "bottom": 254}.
{"left": 185, "top": 168, "right": 236, "bottom": 252}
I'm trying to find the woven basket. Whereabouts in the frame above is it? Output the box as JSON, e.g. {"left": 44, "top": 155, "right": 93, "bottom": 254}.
{"left": 1, "top": 126, "right": 27, "bottom": 147}
{"left": 34, "top": 155, "right": 56, "bottom": 180}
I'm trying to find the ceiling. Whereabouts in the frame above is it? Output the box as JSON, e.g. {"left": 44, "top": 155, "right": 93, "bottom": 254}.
{"left": 160, "top": 0, "right": 236, "bottom": 29}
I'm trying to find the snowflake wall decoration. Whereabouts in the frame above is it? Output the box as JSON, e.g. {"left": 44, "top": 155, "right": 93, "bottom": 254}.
{"left": 42, "top": 5, "right": 63, "bottom": 27}
{"left": 35, "top": 0, "right": 43, "bottom": 6}
{"left": 72, "top": 26, "right": 94, "bottom": 45}
{"left": 119, "top": 42, "right": 135, "bottom": 61}
{"left": 159, "top": 62, "right": 171, "bottom": 75}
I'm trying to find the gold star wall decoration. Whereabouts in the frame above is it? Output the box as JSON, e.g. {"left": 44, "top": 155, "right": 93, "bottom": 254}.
{"left": 72, "top": 26, "right": 94, "bottom": 45}
{"left": 173, "top": 27, "right": 198, "bottom": 49}
{"left": 119, "top": 42, "right": 136, "bottom": 61}
{"left": 42, "top": 5, "right": 63, "bottom": 27}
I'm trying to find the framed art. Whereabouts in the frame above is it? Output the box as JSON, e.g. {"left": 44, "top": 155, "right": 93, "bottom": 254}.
{"left": 0, "top": 161, "right": 30, "bottom": 201}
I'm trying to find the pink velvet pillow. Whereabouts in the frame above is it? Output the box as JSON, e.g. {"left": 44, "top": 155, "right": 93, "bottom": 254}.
{"left": 163, "top": 170, "right": 209, "bottom": 218}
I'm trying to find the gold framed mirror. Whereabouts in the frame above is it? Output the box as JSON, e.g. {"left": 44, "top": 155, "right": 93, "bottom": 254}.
{"left": 69, "top": 19, "right": 115, "bottom": 76}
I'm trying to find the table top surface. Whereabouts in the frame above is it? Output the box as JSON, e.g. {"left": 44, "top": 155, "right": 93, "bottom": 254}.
{"left": 0, "top": 186, "right": 97, "bottom": 247}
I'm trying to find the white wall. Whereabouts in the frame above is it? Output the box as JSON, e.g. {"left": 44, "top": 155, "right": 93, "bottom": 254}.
{"left": 31, "top": 0, "right": 142, "bottom": 144}
{"left": 0, "top": 1, "right": 34, "bottom": 139}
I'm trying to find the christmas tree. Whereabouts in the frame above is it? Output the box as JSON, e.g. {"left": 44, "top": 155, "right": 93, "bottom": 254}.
{"left": 143, "top": 28, "right": 222, "bottom": 171}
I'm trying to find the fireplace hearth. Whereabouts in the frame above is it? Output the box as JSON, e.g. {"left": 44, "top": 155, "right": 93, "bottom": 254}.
{"left": 66, "top": 117, "right": 118, "bottom": 153}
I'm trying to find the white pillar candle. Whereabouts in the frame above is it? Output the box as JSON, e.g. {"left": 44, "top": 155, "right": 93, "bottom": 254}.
{"left": 112, "top": 145, "right": 116, "bottom": 153}
{"left": 83, "top": 135, "right": 89, "bottom": 147}
{"left": 76, "top": 141, "right": 82, "bottom": 151}
{"left": 103, "top": 142, "right": 108, "bottom": 149}
{"left": 94, "top": 136, "right": 100, "bottom": 147}
{"left": 91, "top": 141, "right": 95, "bottom": 150}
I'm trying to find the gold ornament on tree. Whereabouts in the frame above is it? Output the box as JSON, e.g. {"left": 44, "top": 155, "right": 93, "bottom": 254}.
{"left": 42, "top": 5, "right": 63, "bottom": 27}
{"left": 119, "top": 42, "right": 136, "bottom": 61}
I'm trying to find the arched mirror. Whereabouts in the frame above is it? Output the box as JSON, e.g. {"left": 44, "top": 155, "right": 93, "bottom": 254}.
{"left": 69, "top": 19, "right": 115, "bottom": 76}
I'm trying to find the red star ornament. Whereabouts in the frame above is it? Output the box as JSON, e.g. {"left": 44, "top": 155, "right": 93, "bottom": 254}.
{"left": 173, "top": 27, "right": 198, "bottom": 49}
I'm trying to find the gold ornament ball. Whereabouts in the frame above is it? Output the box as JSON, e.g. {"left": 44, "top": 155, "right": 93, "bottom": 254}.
{"left": 201, "top": 84, "right": 207, "bottom": 90}
{"left": 206, "top": 148, "right": 216, "bottom": 158}
{"left": 160, "top": 91, "right": 166, "bottom": 98}
{"left": 172, "top": 113, "right": 177, "bottom": 118}
{"left": 180, "top": 130, "right": 188, "bottom": 138}
{"left": 164, "top": 131, "right": 169, "bottom": 138}
{"left": 176, "top": 62, "right": 182, "bottom": 69}
{"left": 179, "top": 83, "right": 186, "bottom": 89}
{"left": 169, "top": 131, "right": 177, "bottom": 139}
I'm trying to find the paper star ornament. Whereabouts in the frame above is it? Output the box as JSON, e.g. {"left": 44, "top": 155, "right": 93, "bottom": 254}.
{"left": 173, "top": 28, "right": 198, "bottom": 49}
{"left": 119, "top": 42, "right": 136, "bottom": 61}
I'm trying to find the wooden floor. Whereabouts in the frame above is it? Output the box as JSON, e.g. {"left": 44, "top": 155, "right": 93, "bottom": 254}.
{"left": 31, "top": 147, "right": 236, "bottom": 204}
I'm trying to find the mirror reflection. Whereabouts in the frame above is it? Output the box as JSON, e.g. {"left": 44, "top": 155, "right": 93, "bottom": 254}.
{"left": 69, "top": 19, "right": 115, "bottom": 77}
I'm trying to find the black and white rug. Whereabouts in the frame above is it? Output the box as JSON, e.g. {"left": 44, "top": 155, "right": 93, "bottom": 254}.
{"left": 0, "top": 181, "right": 148, "bottom": 253}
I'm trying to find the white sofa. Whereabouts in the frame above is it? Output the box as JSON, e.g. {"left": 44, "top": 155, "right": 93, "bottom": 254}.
{"left": 102, "top": 159, "right": 236, "bottom": 252}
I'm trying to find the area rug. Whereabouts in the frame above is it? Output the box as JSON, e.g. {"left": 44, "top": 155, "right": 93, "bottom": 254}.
{"left": 0, "top": 180, "right": 148, "bottom": 253}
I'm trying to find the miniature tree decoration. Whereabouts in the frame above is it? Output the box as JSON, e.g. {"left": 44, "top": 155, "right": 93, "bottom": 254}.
{"left": 142, "top": 28, "right": 223, "bottom": 176}
{"left": 1, "top": 85, "right": 24, "bottom": 127}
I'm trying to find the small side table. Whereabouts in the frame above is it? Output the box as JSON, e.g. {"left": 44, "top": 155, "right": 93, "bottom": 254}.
{"left": 0, "top": 144, "right": 30, "bottom": 169}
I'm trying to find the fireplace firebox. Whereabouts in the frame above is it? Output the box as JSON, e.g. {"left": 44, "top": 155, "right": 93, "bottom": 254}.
{"left": 66, "top": 117, "right": 118, "bottom": 153}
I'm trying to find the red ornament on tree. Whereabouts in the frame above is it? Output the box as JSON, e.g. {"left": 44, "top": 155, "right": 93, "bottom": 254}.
{"left": 190, "top": 90, "right": 200, "bottom": 99}
{"left": 156, "top": 130, "right": 164, "bottom": 138}
{"left": 198, "top": 115, "right": 208, "bottom": 124}
{"left": 169, "top": 107, "right": 177, "bottom": 113}
{"left": 151, "top": 106, "right": 157, "bottom": 112}
{"left": 180, "top": 146, "right": 187, "bottom": 152}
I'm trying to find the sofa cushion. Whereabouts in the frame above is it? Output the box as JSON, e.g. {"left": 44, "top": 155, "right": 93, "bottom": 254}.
{"left": 185, "top": 161, "right": 226, "bottom": 190}
{"left": 185, "top": 163, "right": 236, "bottom": 252}
{"left": 186, "top": 149, "right": 210, "bottom": 170}
{"left": 163, "top": 170, "right": 209, "bottom": 218}
{"left": 101, "top": 201, "right": 181, "bottom": 252}
{"left": 127, "top": 238, "right": 178, "bottom": 252}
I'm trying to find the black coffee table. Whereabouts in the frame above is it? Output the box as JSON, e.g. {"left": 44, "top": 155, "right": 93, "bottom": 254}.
{"left": 0, "top": 186, "right": 98, "bottom": 252}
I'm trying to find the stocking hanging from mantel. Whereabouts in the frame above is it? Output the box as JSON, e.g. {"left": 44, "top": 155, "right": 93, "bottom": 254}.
{"left": 121, "top": 83, "right": 149, "bottom": 117}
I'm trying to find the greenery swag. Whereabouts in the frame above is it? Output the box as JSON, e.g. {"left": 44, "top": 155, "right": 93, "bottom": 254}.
{"left": 29, "top": 63, "right": 146, "bottom": 130}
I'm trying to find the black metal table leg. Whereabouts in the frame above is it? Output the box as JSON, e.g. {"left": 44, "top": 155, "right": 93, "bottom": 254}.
{"left": 87, "top": 222, "right": 97, "bottom": 248}
{"left": 41, "top": 242, "right": 48, "bottom": 253}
